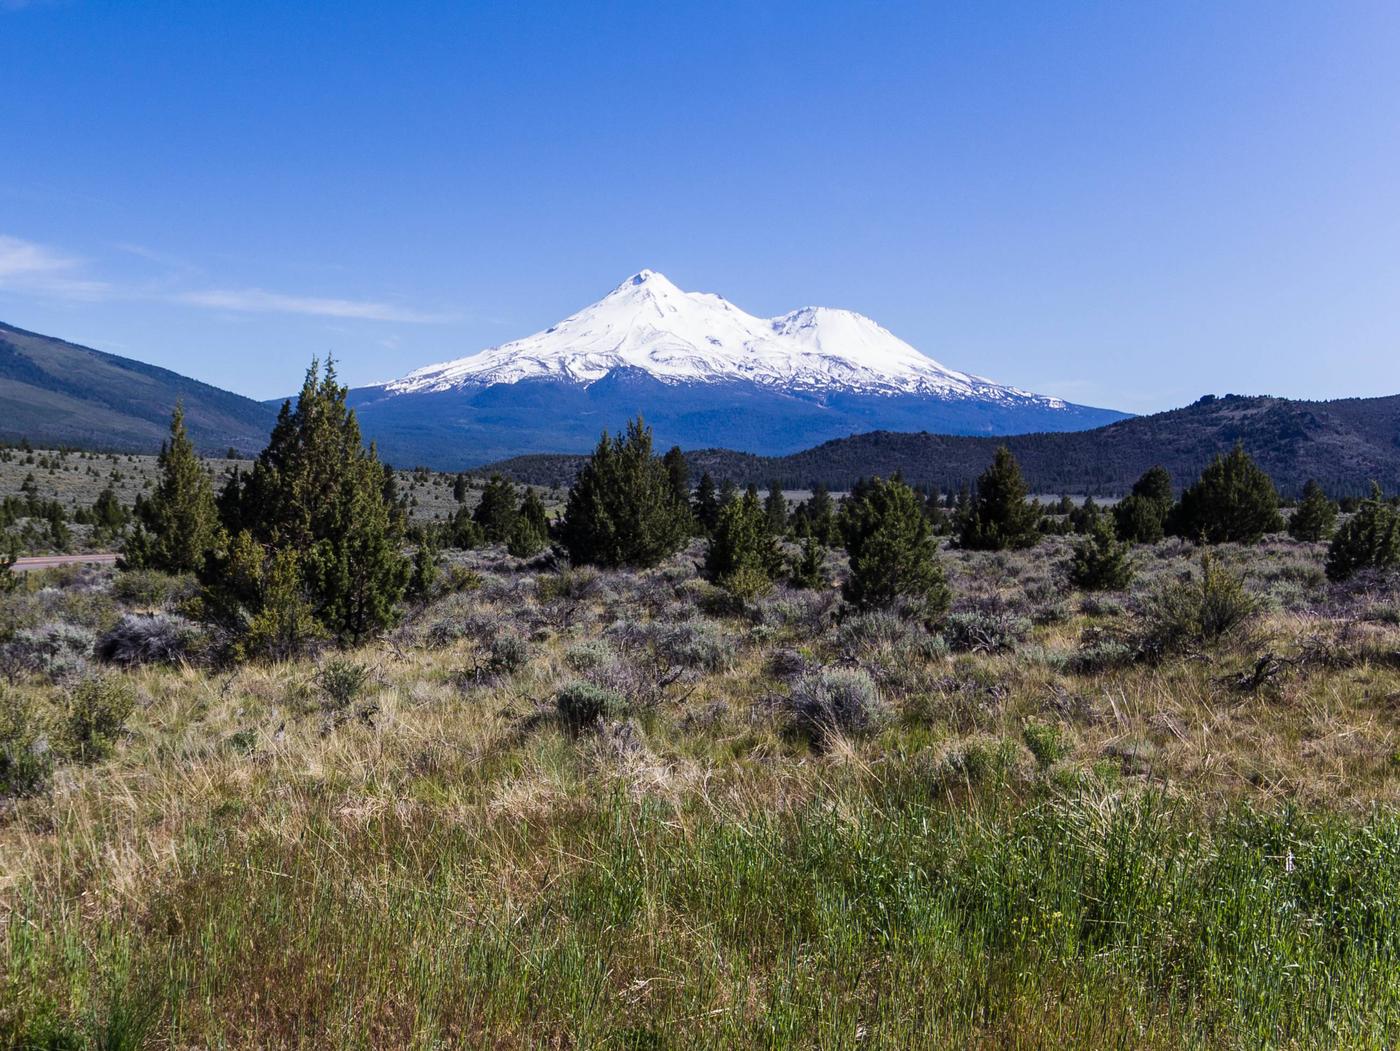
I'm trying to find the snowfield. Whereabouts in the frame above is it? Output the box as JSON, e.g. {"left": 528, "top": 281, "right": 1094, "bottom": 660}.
{"left": 385, "top": 270, "right": 1064, "bottom": 406}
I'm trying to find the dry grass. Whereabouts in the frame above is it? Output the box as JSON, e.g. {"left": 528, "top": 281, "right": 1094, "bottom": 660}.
{"left": 2, "top": 536, "right": 1400, "bottom": 1047}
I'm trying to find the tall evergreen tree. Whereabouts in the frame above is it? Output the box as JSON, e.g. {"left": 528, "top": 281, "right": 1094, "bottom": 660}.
{"left": 958, "top": 447, "right": 1039, "bottom": 551}
{"left": 840, "top": 475, "right": 950, "bottom": 614}
{"left": 1288, "top": 480, "right": 1339, "bottom": 542}
{"left": 661, "top": 446, "right": 690, "bottom": 507}
{"left": 792, "top": 483, "right": 838, "bottom": 545}
{"left": 558, "top": 417, "right": 689, "bottom": 568}
{"left": 763, "top": 480, "right": 788, "bottom": 536}
{"left": 508, "top": 488, "right": 550, "bottom": 557}
{"left": 122, "top": 404, "right": 222, "bottom": 574}
{"left": 1113, "top": 466, "right": 1173, "bottom": 544}
{"left": 212, "top": 359, "right": 410, "bottom": 645}
{"left": 704, "top": 485, "right": 783, "bottom": 590}
{"left": 473, "top": 474, "right": 519, "bottom": 542}
{"left": 692, "top": 470, "right": 721, "bottom": 535}
{"left": 1168, "top": 445, "right": 1283, "bottom": 544}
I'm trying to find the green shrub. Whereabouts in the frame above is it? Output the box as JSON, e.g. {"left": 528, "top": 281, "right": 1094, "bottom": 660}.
{"left": 785, "top": 667, "right": 885, "bottom": 741}
{"left": 1022, "top": 721, "right": 1065, "bottom": 770}
{"left": 488, "top": 634, "right": 531, "bottom": 674}
{"left": 840, "top": 476, "right": 950, "bottom": 614}
{"left": 317, "top": 658, "right": 370, "bottom": 712}
{"left": 1139, "top": 552, "right": 1257, "bottom": 656}
{"left": 56, "top": 675, "right": 136, "bottom": 763}
{"left": 1067, "top": 516, "right": 1135, "bottom": 591}
{"left": 1168, "top": 445, "right": 1283, "bottom": 544}
{"left": 1325, "top": 484, "right": 1400, "bottom": 581}
{"left": 0, "top": 689, "right": 52, "bottom": 798}
{"left": 555, "top": 680, "right": 626, "bottom": 731}
{"left": 505, "top": 516, "right": 547, "bottom": 558}
{"left": 788, "top": 537, "right": 828, "bottom": 590}
{"left": 1288, "top": 480, "right": 1338, "bottom": 542}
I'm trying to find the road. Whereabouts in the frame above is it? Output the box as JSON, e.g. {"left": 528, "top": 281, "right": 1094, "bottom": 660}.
{"left": 10, "top": 552, "right": 119, "bottom": 572}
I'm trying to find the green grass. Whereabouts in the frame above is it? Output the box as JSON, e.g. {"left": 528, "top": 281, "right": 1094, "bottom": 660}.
{"left": 7, "top": 758, "right": 1400, "bottom": 1048}
{"left": 3, "top": 532, "right": 1399, "bottom": 1047}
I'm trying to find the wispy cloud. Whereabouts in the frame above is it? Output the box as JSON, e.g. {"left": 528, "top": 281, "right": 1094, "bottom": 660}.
{"left": 0, "top": 232, "right": 453, "bottom": 323}
{"left": 173, "top": 288, "right": 456, "bottom": 323}
{"left": 0, "top": 233, "right": 112, "bottom": 299}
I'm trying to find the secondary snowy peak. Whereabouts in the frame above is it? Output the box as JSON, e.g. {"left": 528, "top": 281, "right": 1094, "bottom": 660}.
{"left": 387, "top": 270, "right": 1062, "bottom": 404}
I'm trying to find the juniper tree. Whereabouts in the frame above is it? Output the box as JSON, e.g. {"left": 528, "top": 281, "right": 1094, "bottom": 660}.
{"left": 211, "top": 359, "right": 410, "bottom": 646}
{"left": 704, "top": 485, "right": 782, "bottom": 591}
{"left": 1325, "top": 483, "right": 1400, "bottom": 581}
{"left": 789, "top": 536, "right": 828, "bottom": 590}
{"left": 791, "top": 483, "right": 839, "bottom": 545}
{"left": 1168, "top": 445, "right": 1282, "bottom": 544}
{"left": 692, "top": 471, "right": 720, "bottom": 535}
{"left": 1067, "top": 515, "right": 1135, "bottom": 591}
{"left": 558, "top": 417, "right": 689, "bottom": 568}
{"left": 662, "top": 446, "right": 692, "bottom": 518}
{"left": 473, "top": 474, "right": 519, "bottom": 543}
{"left": 518, "top": 488, "right": 549, "bottom": 538}
{"left": 764, "top": 480, "right": 788, "bottom": 536}
{"left": 840, "top": 475, "right": 950, "bottom": 615}
{"left": 122, "top": 404, "right": 222, "bottom": 574}
{"left": 1288, "top": 480, "right": 1338, "bottom": 542}
{"left": 1069, "top": 495, "right": 1103, "bottom": 535}
{"left": 507, "top": 488, "right": 549, "bottom": 558}
{"left": 958, "top": 447, "right": 1039, "bottom": 551}
{"left": 1113, "top": 466, "right": 1173, "bottom": 544}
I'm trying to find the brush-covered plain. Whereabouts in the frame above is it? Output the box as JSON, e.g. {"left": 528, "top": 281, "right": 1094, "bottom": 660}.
{"left": 3, "top": 534, "right": 1400, "bottom": 1048}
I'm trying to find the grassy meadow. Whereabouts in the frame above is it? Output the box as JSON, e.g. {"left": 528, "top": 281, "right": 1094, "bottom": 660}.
{"left": 2, "top": 533, "right": 1400, "bottom": 1048}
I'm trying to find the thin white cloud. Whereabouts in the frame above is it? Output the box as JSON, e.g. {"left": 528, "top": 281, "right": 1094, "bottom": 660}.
{"left": 0, "top": 232, "right": 453, "bottom": 323}
{"left": 174, "top": 287, "right": 455, "bottom": 323}
{"left": 0, "top": 233, "right": 75, "bottom": 279}
{"left": 0, "top": 233, "right": 112, "bottom": 299}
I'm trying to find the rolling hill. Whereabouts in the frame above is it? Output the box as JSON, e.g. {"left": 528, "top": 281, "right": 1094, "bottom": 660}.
{"left": 487, "top": 393, "right": 1400, "bottom": 497}
{"left": 0, "top": 320, "right": 276, "bottom": 454}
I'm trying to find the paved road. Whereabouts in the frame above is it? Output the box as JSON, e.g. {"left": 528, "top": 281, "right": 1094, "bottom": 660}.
{"left": 11, "top": 552, "right": 119, "bottom": 572}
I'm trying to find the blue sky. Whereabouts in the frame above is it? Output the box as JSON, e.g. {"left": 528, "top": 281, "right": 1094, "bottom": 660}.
{"left": 2, "top": 1, "right": 1398, "bottom": 412}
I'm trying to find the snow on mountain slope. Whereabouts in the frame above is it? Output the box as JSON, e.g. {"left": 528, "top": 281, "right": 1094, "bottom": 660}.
{"left": 384, "top": 270, "right": 1064, "bottom": 406}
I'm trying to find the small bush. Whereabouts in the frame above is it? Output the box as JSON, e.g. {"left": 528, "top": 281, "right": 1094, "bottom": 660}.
{"left": 109, "top": 569, "right": 195, "bottom": 610}
{"left": 537, "top": 566, "right": 603, "bottom": 603}
{"left": 556, "top": 680, "right": 626, "bottom": 731}
{"left": 651, "top": 618, "right": 735, "bottom": 672}
{"left": 785, "top": 667, "right": 885, "bottom": 741}
{"left": 0, "top": 689, "right": 51, "bottom": 798}
{"left": 317, "top": 659, "right": 370, "bottom": 712}
{"left": 1138, "top": 552, "right": 1258, "bottom": 657}
{"left": 95, "top": 613, "right": 198, "bottom": 667}
{"left": 56, "top": 675, "right": 136, "bottom": 763}
{"left": 1066, "top": 517, "right": 1135, "bottom": 591}
{"left": 942, "top": 610, "right": 1030, "bottom": 654}
{"left": 565, "top": 639, "right": 616, "bottom": 673}
{"left": 1067, "top": 630, "right": 1136, "bottom": 674}
{"left": 4, "top": 621, "right": 96, "bottom": 682}
{"left": 488, "top": 633, "right": 531, "bottom": 674}
{"left": 1022, "top": 721, "right": 1065, "bottom": 770}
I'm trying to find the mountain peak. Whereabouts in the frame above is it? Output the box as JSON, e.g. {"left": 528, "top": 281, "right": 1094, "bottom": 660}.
{"left": 385, "top": 273, "right": 1062, "bottom": 405}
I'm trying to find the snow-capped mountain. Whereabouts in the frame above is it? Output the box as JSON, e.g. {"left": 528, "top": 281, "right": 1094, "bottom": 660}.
{"left": 386, "top": 269, "right": 1058, "bottom": 404}
{"left": 345, "top": 271, "right": 1128, "bottom": 468}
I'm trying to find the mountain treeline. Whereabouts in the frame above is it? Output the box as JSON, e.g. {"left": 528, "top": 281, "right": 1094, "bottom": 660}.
{"left": 486, "top": 394, "right": 1400, "bottom": 498}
